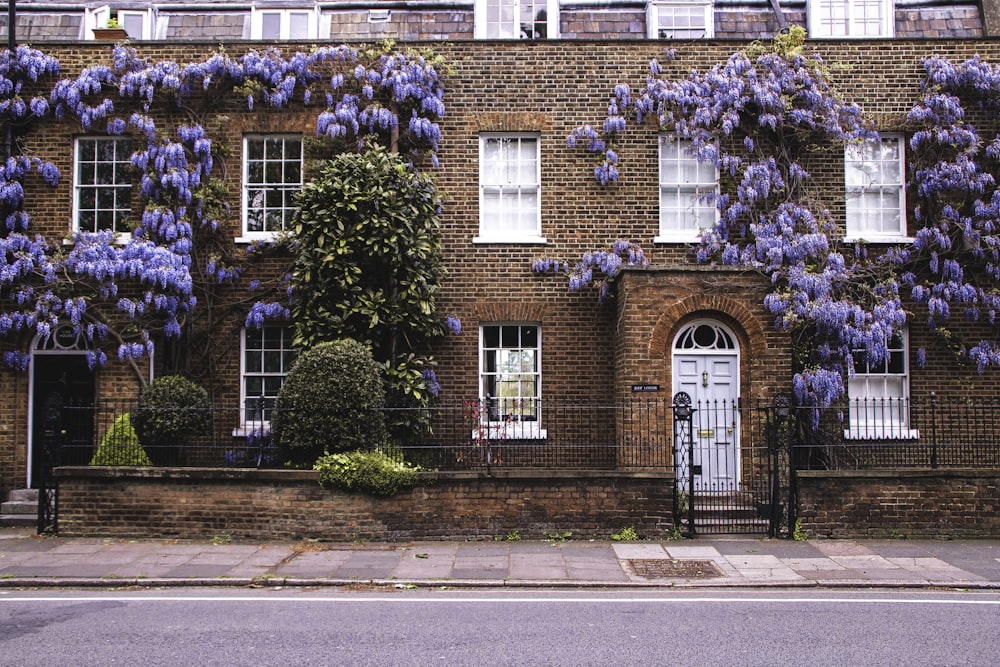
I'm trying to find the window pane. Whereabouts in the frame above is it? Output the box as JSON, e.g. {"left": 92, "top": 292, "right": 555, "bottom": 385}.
{"left": 289, "top": 12, "right": 310, "bottom": 38}
{"left": 261, "top": 13, "right": 281, "bottom": 40}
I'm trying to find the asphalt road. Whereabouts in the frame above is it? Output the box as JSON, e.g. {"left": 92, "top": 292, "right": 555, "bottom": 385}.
{"left": 1, "top": 588, "right": 998, "bottom": 666}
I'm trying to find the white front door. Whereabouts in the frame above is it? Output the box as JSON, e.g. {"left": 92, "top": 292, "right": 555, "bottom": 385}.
{"left": 672, "top": 321, "right": 740, "bottom": 491}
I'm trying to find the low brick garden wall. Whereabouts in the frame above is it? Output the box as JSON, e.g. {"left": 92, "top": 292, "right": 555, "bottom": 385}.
{"left": 54, "top": 467, "right": 675, "bottom": 541}
{"left": 796, "top": 469, "right": 1000, "bottom": 539}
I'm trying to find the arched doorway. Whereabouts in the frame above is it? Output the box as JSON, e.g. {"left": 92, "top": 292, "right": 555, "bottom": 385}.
{"left": 672, "top": 319, "right": 740, "bottom": 490}
{"left": 28, "top": 325, "right": 95, "bottom": 487}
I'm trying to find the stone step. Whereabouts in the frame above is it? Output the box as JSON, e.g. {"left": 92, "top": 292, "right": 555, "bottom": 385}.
{"left": 8, "top": 488, "right": 38, "bottom": 503}
{"left": 0, "top": 499, "right": 37, "bottom": 515}
{"left": 1, "top": 490, "right": 39, "bottom": 528}
{"left": 0, "top": 513, "right": 36, "bottom": 528}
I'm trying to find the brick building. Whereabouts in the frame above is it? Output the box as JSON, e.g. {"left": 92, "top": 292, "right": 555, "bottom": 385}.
{"left": 1, "top": 0, "right": 999, "bottom": 519}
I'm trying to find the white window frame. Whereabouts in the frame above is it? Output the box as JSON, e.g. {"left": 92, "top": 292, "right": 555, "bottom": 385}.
{"left": 479, "top": 323, "right": 545, "bottom": 439}
{"left": 656, "top": 137, "right": 718, "bottom": 243}
{"left": 250, "top": 6, "right": 320, "bottom": 40}
{"left": 845, "top": 329, "right": 918, "bottom": 440}
{"left": 647, "top": 2, "right": 715, "bottom": 39}
{"left": 474, "top": 0, "right": 559, "bottom": 39}
{"left": 73, "top": 137, "right": 133, "bottom": 237}
{"left": 239, "top": 135, "right": 303, "bottom": 242}
{"left": 239, "top": 324, "right": 297, "bottom": 431}
{"left": 807, "top": 0, "right": 894, "bottom": 38}
{"left": 476, "top": 134, "right": 545, "bottom": 244}
{"left": 844, "top": 134, "right": 907, "bottom": 242}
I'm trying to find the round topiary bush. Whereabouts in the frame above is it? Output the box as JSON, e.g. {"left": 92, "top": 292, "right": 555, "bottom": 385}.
{"left": 131, "top": 375, "right": 212, "bottom": 462}
{"left": 272, "top": 338, "right": 386, "bottom": 464}
{"left": 90, "top": 413, "right": 152, "bottom": 466}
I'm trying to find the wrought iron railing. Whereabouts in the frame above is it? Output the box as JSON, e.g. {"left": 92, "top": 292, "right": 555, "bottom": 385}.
{"left": 39, "top": 395, "right": 1000, "bottom": 472}
{"left": 790, "top": 396, "right": 1000, "bottom": 470}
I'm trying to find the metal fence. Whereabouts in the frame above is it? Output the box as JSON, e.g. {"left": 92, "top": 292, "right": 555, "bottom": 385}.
{"left": 42, "top": 395, "right": 1000, "bottom": 472}
{"left": 790, "top": 396, "right": 1000, "bottom": 470}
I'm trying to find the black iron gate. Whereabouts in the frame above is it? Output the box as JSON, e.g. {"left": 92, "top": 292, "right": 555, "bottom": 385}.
{"left": 672, "top": 392, "right": 791, "bottom": 536}
{"left": 36, "top": 392, "right": 65, "bottom": 534}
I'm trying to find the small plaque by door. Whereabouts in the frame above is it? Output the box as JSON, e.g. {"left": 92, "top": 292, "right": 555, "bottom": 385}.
{"left": 697, "top": 429, "right": 715, "bottom": 438}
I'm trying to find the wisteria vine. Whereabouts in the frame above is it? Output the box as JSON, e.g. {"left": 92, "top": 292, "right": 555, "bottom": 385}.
{"left": 564, "top": 27, "right": 957, "bottom": 413}
{"left": 0, "top": 41, "right": 447, "bottom": 377}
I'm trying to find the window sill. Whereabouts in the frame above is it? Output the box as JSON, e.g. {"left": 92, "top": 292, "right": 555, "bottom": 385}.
{"left": 235, "top": 234, "right": 284, "bottom": 245}
{"left": 654, "top": 234, "right": 700, "bottom": 244}
{"left": 843, "top": 235, "right": 914, "bottom": 245}
{"left": 843, "top": 428, "right": 920, "bottom": 441}
{"left": 473, "top": 235, "right": 547, "bottom": 245}
{"left": 65, "top": 232, "right": 133, "bottom": 246}
{"left": 472, "top": 427, "right": 547, "bottom": 441}
{"left": 232, "top": 425, "right": 270, "bottom": 438}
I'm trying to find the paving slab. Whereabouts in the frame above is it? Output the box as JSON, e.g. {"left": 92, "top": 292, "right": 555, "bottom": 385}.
{"left": 2, "top": 528, "right": 1000, "bottom": 589}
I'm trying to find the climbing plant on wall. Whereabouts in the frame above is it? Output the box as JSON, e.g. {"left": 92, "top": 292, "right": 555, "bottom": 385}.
{"left": 0, "top": 41, "right": 449, "bottom": 397}
{"left": 566, "top": 26, "right": 1000, "bottom": 415}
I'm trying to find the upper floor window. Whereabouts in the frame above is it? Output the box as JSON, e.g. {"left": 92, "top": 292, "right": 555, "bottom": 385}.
{"left": 648, "top": 2, "right": 714, "bottom": 39}
{"left": 808, "top": 0, "right": 894, "bottom": 38}
{"left": 242, "top": 324, "right": 297, "bottom": 426}
{"left": 74, "top": 137, "right": 132, "bottom": 235}
{"left": 480, "top": 323, "right": 543, "bottom": 437}
{"left": 478, "top": 135, "right": 543, "bottom": 243}
{"left": 846, "top": 330, "right": 914, "bottom": 439}
{"left": 475, "top": 0, "right": 559, "bottom": 39}
{"left": 845, "top": 135, "right": 906, "bottom": 241}
{"left": 251, "top": 7, "right": 318, "bottom": 40}
{"left": 242, "top": 135, "right": 303, "bottom": 240}
{"left": 657, "top": 137, "right": 718, "bottom": 242}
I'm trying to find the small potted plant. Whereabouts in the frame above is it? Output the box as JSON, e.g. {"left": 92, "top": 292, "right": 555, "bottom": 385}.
{"left": 92, "top": 17, "right": 129, "bottom": 40}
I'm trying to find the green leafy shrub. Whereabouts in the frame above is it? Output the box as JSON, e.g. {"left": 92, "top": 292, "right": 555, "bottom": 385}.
{"left": 273, "top": 339, "right": 386, "bottom": 464}
{"left": 314, "top": 449, "right": 421, "bottom": 496}
{"left": 90, "top": 414, "right": 152, "bottom": 466}
{"left": 131, "top": 375, "right": 212, "bottom": 450}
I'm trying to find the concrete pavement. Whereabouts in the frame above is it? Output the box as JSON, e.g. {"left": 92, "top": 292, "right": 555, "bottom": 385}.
{"left": 1, "top": 527, "right": 999, "bottom": 589}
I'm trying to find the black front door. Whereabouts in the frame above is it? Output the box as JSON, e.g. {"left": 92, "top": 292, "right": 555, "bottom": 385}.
{"left": 30, "top": 355, "right": 95, "bottom": 487}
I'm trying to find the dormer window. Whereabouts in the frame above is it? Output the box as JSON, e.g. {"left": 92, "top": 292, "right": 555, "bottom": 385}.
{"left": 648, "top": 2, "right": 714, "bottom": 39}
{"left": 251, "top": 7, "right": 319, "bottom": 40}
{"left": 808, "top": 0, "right": 894, "bottom": 38}
{"left": 86, "top": 6, "right": 158, "bottom": 40}
{"left": 474, "top": 0, "right": 559, "bottom": 39}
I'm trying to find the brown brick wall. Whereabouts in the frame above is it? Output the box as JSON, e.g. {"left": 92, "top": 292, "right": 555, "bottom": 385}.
{"left": 5, "top": 38, "right": 1000, "bottom": 499}
{"left": 796, "top": 469, "right": 1000, "bottom": 538}
{"left": 54, "top": 467, "right": 675, "bottom": 540}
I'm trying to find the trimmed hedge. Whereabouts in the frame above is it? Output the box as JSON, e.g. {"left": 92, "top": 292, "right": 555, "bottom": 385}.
{"left": 90, "top": 414, "right": 152, "bottom": 466}
{"left": 272, "top": 339, "right": 387, "bottom": 464}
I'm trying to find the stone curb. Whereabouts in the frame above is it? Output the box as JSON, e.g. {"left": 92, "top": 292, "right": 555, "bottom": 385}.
{"left": 1, "top": 577, "right": 997, "bottom": 590}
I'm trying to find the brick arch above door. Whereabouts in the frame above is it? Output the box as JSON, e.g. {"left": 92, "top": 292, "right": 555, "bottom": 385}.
{"left": 647, "top": 293, "right": 768, "bottom": 360}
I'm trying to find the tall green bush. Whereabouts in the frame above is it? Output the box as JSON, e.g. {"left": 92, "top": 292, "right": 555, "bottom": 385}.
{"left": 290, "top": 144, "right": 447, "bottom": 408}
{"left": 90, "top": 414, "right": 152, "bottom": 466}
{"left": 272, "top": 339, "right": 386, "bottom": 464}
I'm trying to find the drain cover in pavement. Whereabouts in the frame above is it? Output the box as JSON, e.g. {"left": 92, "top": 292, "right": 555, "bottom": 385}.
{"left": 626, "top": 559, "right": 723, "bottom": 579}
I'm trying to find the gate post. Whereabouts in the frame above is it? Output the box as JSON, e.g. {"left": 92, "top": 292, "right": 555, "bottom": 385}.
{"left": 37, "top": 393, "right": 65, "bottom": 535}
{"left": 672, "top": 392, "right": 696, "bottom": 537}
